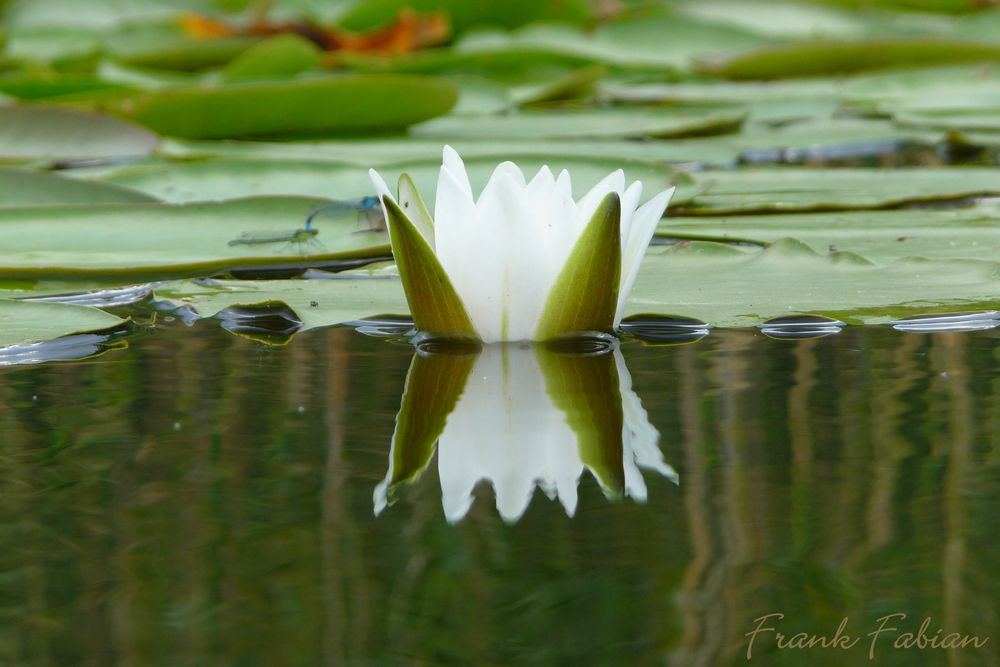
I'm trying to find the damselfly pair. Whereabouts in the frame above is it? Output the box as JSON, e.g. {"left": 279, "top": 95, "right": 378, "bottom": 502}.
{"left": 227, "top": 196, "right": 383, "bottom": 253}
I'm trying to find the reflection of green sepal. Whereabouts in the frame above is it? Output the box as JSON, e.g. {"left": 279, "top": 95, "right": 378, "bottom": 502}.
{"left": 383, "top": 346, "right": 478, "bottom": 503}
{"left": 534, "top": 193, "right": 621, "bottom": 340}
{"left": 397, "top": 173, "right": 435, "bottom": 246}
{"left": 537, "top": 346, "right": 625, "bottom": 497}
{"left": 381, "top": 195, "right": 477, "bottom": 340}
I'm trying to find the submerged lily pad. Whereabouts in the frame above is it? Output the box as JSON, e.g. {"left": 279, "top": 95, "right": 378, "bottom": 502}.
{"left": 0, "top": 298, "right": 127, "bottom": 348}
{"left": 153, "top": 278, "right": 409, "bottom": 331}
{"left": 0, "top": 197, "right": 390, "bottom": 279}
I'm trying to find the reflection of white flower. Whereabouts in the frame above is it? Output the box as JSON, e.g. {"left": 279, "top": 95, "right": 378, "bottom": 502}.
{"left": 374, "top": 344, "right": 677, "bottom": 524}
{"left": 369, "top": 147, "right": 673, "bottom": 342}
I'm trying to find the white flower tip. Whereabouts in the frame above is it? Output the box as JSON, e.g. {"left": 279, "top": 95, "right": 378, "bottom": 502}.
{"left": 368, "top": 168, "right": 393, "bottom": 201}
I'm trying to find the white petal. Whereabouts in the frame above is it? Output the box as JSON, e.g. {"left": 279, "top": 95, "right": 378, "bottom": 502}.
{"left": 615, "top": 187, "right": 674, "bottom": 326}
{"left": 618, "top": 180, "right": 643, "bottom": 248}
{"left": 442, "top": 145, "right": 473, "bottom": 198}
{"left": 576, "top": 169, "right": 626, "bottom": 231}
{"left": 368, "top": 168, "right": 395, "bottom": 236}
{"left": 466, "top": 171, "right": 553, "bottom": 341}
{"left": 478, "top": 160, "right": 526, "bottom": 205}
{"left": 433, "top": 165, "right": 478, "bottom": 323}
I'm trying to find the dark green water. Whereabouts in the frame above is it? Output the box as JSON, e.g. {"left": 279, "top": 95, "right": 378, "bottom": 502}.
{"left": 1, "top": 322, "right": 997, "bottom": 667}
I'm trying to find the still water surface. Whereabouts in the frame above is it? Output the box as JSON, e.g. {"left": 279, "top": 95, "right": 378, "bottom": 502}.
{"left": 1, "top": 322, "right": 997, "bottom": 666}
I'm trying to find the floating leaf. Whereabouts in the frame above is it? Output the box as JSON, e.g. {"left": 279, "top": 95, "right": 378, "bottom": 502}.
{"left": 411, "top": 109, "right": 745, "bottom": 140}
{"left": 704, "top": 39, "right": 1000, "bottom": 79}
{"left": 626, "top": 240, "right": 1000, "bottom": 327}
{"left": 680, "top": 167, "right": 1000, "bottom": 214}
{"left": 98, "top": 155, "right": 695, "bottom": 205}
{"left": 0, "top": 167, "right": 157, "bottom": 207}
{"left": 658, "top": 205, "right": 1000, "bottom": 262}
{"left": 0, "top": 104, "right": 159, "bottom": 161}
{"left": 79, "top": 75, "right": 459, "bottom": 139}
{"left": 0, "top": 197, "right": 389, "bottom": 279}
{"left": 219, "top": 34, "right": 322, "bottom": 82}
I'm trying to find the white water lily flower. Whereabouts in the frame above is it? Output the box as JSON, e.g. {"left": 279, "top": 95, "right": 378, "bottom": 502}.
{"left": 369, "top": 146, "right": 674, "bottom": 342}
{"left": 373, "top": 344, "right": 678, "bottom": 523}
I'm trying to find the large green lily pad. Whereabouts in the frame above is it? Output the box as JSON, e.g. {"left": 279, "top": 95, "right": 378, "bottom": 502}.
{"left": 73, "top": 75, "right": 459, "bottom": 139}
{"left": 704, "top": 39, "right": 1000, "bottom": 79}
{"left": 0, "top": 197, "right": 390, "bottom": 279}
{"left": 95, "top": 155, "right": 695, "bottom": 205}
{"left": 410, "top": 109, "right": 745, "bottom": 140}
{"left": 657, "top": 204, "right": 1000, "bottom": 262}
{"left": 625, "top": 240, "right": 1000, "bottom": 326}
{"left": 0, "top": 298, "right": 126, "bottom": 348}
{"left": 150, "top": 239, "right": 1000, "bottom": 333}
{"left": 680, "top": 167, "right": 1000, "bottom": 214}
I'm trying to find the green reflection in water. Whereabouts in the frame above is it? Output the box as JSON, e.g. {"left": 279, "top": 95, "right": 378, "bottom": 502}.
{"left": 0, "top": 323, "right": 997, "bottom": 666}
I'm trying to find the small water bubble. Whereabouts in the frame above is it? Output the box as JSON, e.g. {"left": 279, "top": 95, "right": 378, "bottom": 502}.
{"left": 890, "top": 311, "right": 1000, "bottom": 333}
{"left": 759, "top": 315, "right": 845, "bottom": 340}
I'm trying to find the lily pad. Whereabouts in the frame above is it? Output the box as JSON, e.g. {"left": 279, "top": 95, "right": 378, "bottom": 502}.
{"left": 704, "top": 39, "right": 1000, "bottom": 79}
{"left": 680, "top": 167, "right": 1000, "bottom": 214}
{"left": 0, "top": 197, "right": 390, "bottom": 279}
{"left": 78, "top": 75, "right": 459, "bottom": 139}
{"left": 0, "top": 104, "right": 159, "bottom": 161}
{"left": 410, "top": 109, "right": 745, "bottom": 140}
{"left": 96, "top": 156, "right": 695, "bottom": 205}
{"left": 0, "top": 166, "right": 158, "bottom": 206}
{"left": 151, "top": 237, "right": 1000, "bottom": 334}
{"left": 625, "top": 240, "right": 1000, "bottom": 327}
{"left": 657, "top": 205, "right": 1000, "bottom": 262}
{"left": 161, "top": 136, "right": 743, "bottom": 168}
{"left": 153, "top": 277, "right": 409, "bottom": 331}
{"left": 0, "top": 298, "right": 126, "bottom": 348}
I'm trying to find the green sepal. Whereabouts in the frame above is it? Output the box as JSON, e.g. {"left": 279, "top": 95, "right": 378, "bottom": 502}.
{"left": 397, "top": 173, "right": 435, "bottom": 246}
{"left": 534, "top": 192, "right": 622, "bottom": 340}
{"left": 537, "top": 345, "right": 625, "bottom": 497}
{"left": 381, "top": 194, "right": 478, "bottom": 341}
{"left": 380, "top": 345, "right": 478, "bottom": 506}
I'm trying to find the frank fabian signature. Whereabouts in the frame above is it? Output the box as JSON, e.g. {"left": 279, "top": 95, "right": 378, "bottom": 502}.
{"left": 745, "top": 613, "right": 990, "bottom": 660}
